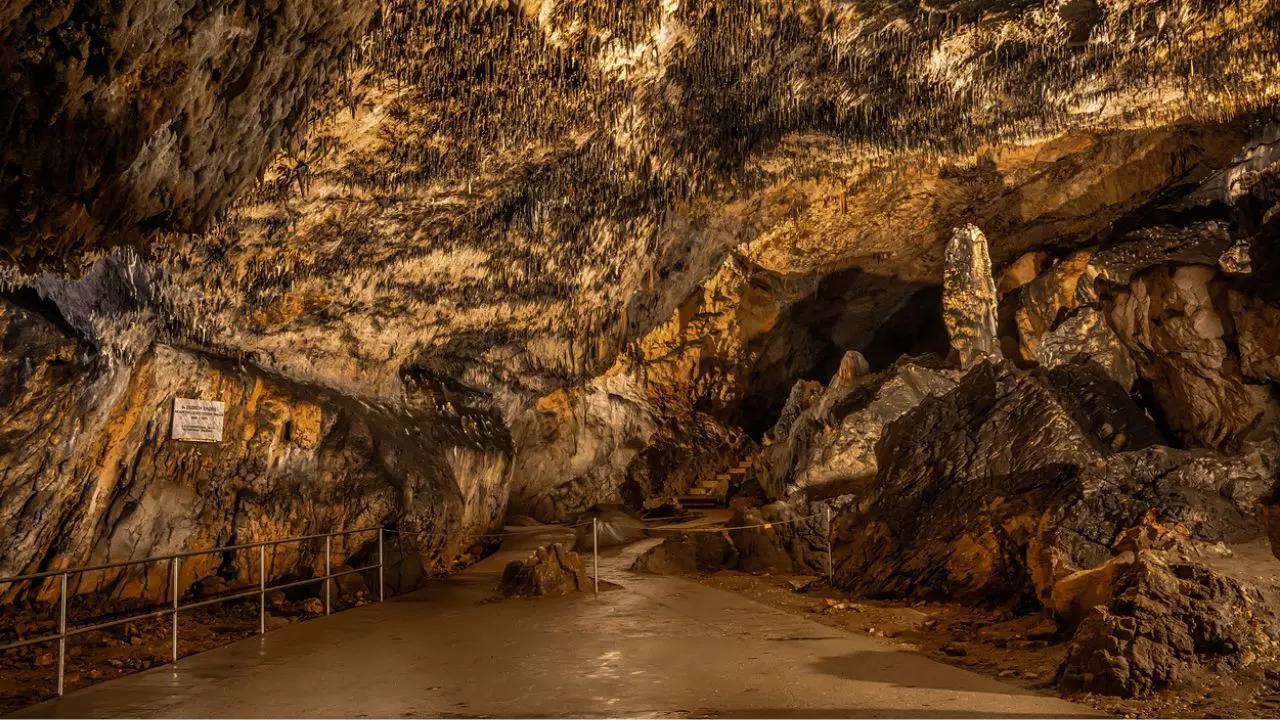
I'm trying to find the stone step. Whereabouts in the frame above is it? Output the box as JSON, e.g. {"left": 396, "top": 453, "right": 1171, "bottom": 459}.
{"left": 678, "top": 496, "right": 722, "bottom": 508}
{"left": 716, "top": 474, "right": 731, "bottom": 481}
{"left": 729, "top": 467, "right": 748, "bottom": 475}
{"left": 687, "top": 487, "right": 711, "bottom": 495}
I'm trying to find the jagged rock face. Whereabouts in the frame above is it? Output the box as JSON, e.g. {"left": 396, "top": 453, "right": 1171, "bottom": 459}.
{"left": 498, "top": 543, "right": 591, "bottom": 597}
{"left": 630, "top": 531, "right": 738, "bottom": 575}
{"left": 1107, "top": 265, "right": 1274, "bottom": 452}
{"left": 1059, "top": 552, "right": 1280, "bottom": 698}
{"left": 506, "top": 369, "right": 658, "bottom": 521}
{"left": 0, "top": 298, "right": 509, "bottom": 601}
{"left": 831, "top": 362, "right": 1269, "bottom": 606}
{"left": 757, "top": 354, "right": 957, "bottom": 500}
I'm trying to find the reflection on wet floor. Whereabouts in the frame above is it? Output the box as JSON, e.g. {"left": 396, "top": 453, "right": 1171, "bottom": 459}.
{"left": 15, "top": 527, "right": 1096, "bottom": 719}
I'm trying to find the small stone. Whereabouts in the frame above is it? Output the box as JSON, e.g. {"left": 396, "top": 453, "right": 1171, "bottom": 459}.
{"left": 301, "top": 598, "right": 324, "bottom": 614}
{"left": 33, "top": 651, "right": 55, "bottom": 667}
{"left": 941, "top": 642, "right": 969, "bottom": 657}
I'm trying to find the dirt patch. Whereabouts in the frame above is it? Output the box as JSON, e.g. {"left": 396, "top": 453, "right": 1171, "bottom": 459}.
{"left": 691, "top": 570, "right": 1280, "bottom": 719}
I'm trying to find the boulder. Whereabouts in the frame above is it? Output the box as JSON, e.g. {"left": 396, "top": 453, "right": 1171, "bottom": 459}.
{"left": 1107, "top": 264, "right": 1274, "bottom": 451}
{"left": 1016, "top": 251, "right": 1094, "bottom": 359}
{"left": 943, "top": 225, "right": 1001, "bottom": 369}
{"left": 832, "top": 361, "right": 1269, "bottom": 606}
{"left": 575, "top": 505, "right": 647, "bottom": 550}
{"left": 630, "top": 531, "right": 738, "bottom": 574}
{"left": 758, "top": 357, "right": 955, "bottom": 500}
{"left": 730, "top": 504, "right": 828, "bottom": 575}
{"left": 498, "top": 543, "right": 591, "bottom": 597}
{"left": 1058, "top": 553, "right": 1280, "bottom": 697}
{"left": 1034, "top": 308, "right": 1137, "bottom": 391}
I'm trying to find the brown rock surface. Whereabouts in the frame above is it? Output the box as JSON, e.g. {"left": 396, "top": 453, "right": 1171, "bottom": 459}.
{"left": 498, "top": 544, "right": 591, "bottom": 598}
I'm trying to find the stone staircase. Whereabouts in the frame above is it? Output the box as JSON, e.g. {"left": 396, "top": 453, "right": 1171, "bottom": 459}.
{"left": 678, "top": 455, "right": 754, "bottom": 509}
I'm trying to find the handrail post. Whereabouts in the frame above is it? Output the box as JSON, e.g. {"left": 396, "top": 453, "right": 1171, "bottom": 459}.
{"left": 377, "top": 528, "right": 385, "bottom": 603}
{"left": 259, "top": 544, "right": 266, "bottom": 635}
{"left": 826, "top": 505, "right": 833, "bottom": 586}
{"left": 170, "top": 557, "right": 179, "bottom": 663}
{"left": 592, "top": 518, "right": 599, "bottom": 594}
{"left": 324, "top": 535, "right": 331, "bottom": 615}
{"left": 57, "top": 572, "right": 67, "bottom": 696}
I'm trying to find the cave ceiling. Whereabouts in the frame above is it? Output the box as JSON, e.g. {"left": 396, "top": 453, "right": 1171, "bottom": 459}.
{"left": 2, "top": 0, "right": 1279, "bottom": 409}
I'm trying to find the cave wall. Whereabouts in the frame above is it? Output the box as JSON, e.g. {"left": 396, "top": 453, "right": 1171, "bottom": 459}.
{"left": 0, "top": 297, "right": 509, "bottom": 602}
{"left": 1, "top": 0, "right": 1279, "bottom": 614}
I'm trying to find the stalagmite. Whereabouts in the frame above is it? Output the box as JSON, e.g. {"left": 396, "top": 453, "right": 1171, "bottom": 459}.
{"left": 942, "top": 224, "right": 1001, "bottom": 370}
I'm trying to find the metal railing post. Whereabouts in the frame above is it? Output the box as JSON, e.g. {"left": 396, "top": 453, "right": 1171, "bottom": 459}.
{"left": 592, "top": 518, "right": 599, "bottom": 594}
{"left": 826, "top": 505, "right": 834, "bottom": 586}
{"left": 377, "top": 528, "right": 385, "bottom": 602}
{"left": 170, "top": 558, "right": 179, "bottom": 663}
{"left": 259, "top": 544, "right": 266, "bottom": 635}
{"left": 324, "top": 535, "right": 331, "bottom": 615}
{"left": 57, "top": 573, "right": 67, "bottom": 696}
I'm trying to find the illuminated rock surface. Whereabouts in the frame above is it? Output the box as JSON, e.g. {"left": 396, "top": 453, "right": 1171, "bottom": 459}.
{"left": 2, "top": 0, "right": 1280, "bottom": 703}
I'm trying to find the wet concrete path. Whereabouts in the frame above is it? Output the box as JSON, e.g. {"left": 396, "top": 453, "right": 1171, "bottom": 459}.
{"left": 15, "top": 527, "right": 1095, "bottom": 718}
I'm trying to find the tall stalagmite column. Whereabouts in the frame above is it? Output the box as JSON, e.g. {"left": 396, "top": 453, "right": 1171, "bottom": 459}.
{"left": 943, "top": 224, "right": 1002, "bottom": 370}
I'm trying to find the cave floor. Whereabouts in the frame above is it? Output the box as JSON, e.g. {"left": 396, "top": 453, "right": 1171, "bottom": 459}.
{"left": 13, "top": 529, "right": 1095, "bottom": 719}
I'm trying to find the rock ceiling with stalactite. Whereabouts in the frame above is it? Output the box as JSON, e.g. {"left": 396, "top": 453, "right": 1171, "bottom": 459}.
{"left": 2, "top": 0, "right": 1278, "bottom": 406}
{"left": 5, "top": 4, "right": 1280, "bottom": 681}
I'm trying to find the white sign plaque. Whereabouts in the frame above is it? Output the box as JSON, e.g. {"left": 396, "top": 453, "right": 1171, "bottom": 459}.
{"left": 171, "top": 398, "right": 225, "bottom": 443}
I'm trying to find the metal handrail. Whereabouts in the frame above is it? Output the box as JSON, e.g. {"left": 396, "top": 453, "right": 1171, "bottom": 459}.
{"left": 0, "top": 526, "right": 387, "bottom": 697}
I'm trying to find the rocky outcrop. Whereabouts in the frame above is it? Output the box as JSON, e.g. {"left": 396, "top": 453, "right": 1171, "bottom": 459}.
{"left": 729, "top": 504, "right": 829, "bottom": 575}
{"left": 507, "top": 370, "right": 659, "bottom": 522}
{"left": 630, "top": 532, "right": 738, "bottom": 575}
{"left": 0, "top": 297, "right": 509, "bottom": 603}
{"left": 1107, "top": 264, "right": 1273, "bottom": 452}
{"left": 757, "top": 354, "right": 956, "bottom": 499}
{"left": 943, "top": 225, "right": 1001, "bottom": 370}
{"left": 628, "top": 503, "right": 828, "bottom": 576}
{"left": 830, "top": 361, "right": 1269, "bottom": 607}
{"left": 498, "top": 543, "right": 591, "bottom": 597}
{"left": 1058, "top": 553, "right": 1280, "bottom": 697}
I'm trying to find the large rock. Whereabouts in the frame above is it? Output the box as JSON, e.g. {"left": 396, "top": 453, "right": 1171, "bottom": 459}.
{"left": 943, "top": 225, "right": 1001, "bottom": 370}
{"left": 729, "top": 504, "right": 829, "bottom": 575}
{"left": 758, "top": 355, "right": 956, "bottom": 500}
{"left": 832, "top": 361, "right": 1268, "bottom": 606}
{"left": 499, "top": 543, "right": 592, "bottom": 597}
{"left": 1034, "top": 308, "right": 1137, "bottom": 391}
{"left": 1016, "top": 251, "right": 1094, "bottom": 360}
{"left": 630, "top": 532, "right": 738, "bottom": 575}
{"left": 1058, "top": 552, "right": 1280, "bottom": 697}
{"left": 1107, "top": 264, "right": 1274, "bottom": 451}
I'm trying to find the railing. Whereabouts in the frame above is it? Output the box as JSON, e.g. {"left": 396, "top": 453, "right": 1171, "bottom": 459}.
{"left": 0, "top": 527, "right": 385, "bottom": 697}
{"left": 0, "top": 512, "right": 839, "bottom": 703}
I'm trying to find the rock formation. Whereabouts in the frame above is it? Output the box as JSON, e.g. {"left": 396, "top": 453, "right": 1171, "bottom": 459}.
{"left": 498, "top": 543, "right": 592, "bottom": 598}
{"left": 1, "top": 0, "right": 1280, "bottom": 705}
{"left": 943, "top": 225, "right": 1001, "bottom": 370}
{"left": 1059, "top": 553, "right": 1280, "bottom": 697}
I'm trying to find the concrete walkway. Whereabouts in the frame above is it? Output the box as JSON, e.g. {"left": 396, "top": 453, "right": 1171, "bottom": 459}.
{"left": 15, "top": 527, "right": 1095, "bottom": 718}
